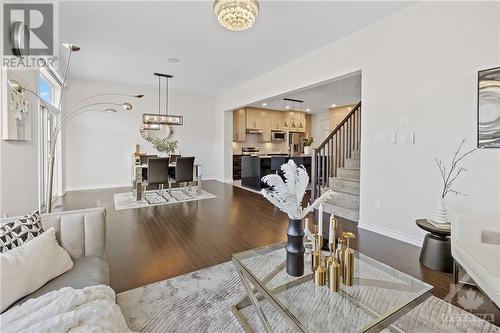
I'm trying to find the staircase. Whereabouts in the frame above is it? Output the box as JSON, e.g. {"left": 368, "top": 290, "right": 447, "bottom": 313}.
{"left": 311, "top": 102, "right": 361, "bottom": 222}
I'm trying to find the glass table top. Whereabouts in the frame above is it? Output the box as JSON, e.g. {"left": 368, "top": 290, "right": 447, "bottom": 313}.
{"left": 233, "top": 242, "right": 433, "bottom": 333}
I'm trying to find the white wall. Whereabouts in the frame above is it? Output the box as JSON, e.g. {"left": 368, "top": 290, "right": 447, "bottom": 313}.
{"left": 0, "top": 69, "right": 40, "bottom": 216}
{"left": 63, "top": 79, "right": 216, "bottom": 191}
{"left": 311, "top": 110, "right": 331, "bottom": 147}
{"left": 215, "top": 2, "right": 500, "bottom": 245}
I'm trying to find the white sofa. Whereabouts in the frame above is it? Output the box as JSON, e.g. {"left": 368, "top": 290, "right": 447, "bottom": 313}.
{"left": 2, "top": 208, "right": 109, "bottom": 309}
{"left": 451, "top": 213, "right": 500, "bottom": 308}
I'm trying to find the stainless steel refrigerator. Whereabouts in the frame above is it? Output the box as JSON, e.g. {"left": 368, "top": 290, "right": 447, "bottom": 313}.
{"left": 289, "top": 132, "right": 306, "bottom": 155}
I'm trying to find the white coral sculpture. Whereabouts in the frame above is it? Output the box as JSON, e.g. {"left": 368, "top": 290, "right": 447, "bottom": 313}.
{"left": 261, "top": 160, "right": 338, "bottom": 220}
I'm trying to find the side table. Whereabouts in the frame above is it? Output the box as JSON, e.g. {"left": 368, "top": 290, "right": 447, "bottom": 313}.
{"left": 416, "top": 219, "right": 453, "bottom": 273}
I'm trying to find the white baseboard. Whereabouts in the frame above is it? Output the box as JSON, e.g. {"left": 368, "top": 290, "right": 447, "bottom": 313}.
{"left": 65, "top": 183, "right": 131, "bottom": 192}
{"left": 358, "top": 219, "right": 424, "bottom": 248}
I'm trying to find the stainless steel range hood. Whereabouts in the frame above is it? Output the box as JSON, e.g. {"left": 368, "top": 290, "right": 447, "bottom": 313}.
{"left": 246, "top": 129, "right": 264, "bottom": 134}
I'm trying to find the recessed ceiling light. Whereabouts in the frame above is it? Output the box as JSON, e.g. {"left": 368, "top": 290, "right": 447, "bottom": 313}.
{"left": 306, "top": 108, "right": 310, "bottom": 112}
{"left": 262, "top": 103, "right": 267, "bottom": 106}
{"left": 168, "top": 57, "right": 180, "bottom": 63}
{"left": 331, "top": 104, "right": 336, "bottom": 107}
{"left": 285, "top": 106, "right": 290, "bottom": 109}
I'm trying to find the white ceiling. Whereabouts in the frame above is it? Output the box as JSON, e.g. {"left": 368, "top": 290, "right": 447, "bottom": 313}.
{"left": 248, "top": 72, "right": 361, "bottom": 113}
{"left": 59, "top": 1, "right": 413, "bottom": 95}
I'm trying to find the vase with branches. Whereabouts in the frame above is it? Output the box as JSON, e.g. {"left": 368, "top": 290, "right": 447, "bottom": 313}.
{"left": 433, "top": 139, "right": 476, "bottom": 223}
{"left": 261, "top": 160, "right": 337, "bottom": 276}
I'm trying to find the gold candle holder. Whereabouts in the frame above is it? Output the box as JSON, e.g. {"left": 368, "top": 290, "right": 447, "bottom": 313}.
{"left": 326, "top": 243, "right": 334, "bottom": 273}
{"left": 311, "top": 234, "right": 320, "bottom": 271}
{"left": 329, "top": 253, "right": 341, "bottom": 292}
{"left": 342, "top": 232, "right": 356, "bottom": 286}
{"left": 314, "top": 259, "right": 327, "bottom": 286}
{"left": 313, "top": 236, "right": 326, "bottom": 286}
{"left": 337, "top": 237, "right": 346, "bottom": 279}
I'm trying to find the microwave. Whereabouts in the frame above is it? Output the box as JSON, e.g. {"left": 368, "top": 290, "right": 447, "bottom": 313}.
{"left": 271, "top": 131, "right": 286, "bottom": 141}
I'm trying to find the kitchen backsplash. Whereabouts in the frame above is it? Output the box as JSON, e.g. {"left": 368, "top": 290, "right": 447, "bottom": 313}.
{"left": 232, "top": 133, "right": 289, "bottom": 154}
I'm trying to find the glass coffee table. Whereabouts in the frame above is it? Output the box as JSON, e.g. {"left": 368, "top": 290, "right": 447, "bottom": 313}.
{"left": 232, "top": 242, "right": 433, "bottom": 332}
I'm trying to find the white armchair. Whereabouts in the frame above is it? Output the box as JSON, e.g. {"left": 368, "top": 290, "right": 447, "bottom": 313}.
{"left": 451, "top": 213, "right": 500, "bottom": 308}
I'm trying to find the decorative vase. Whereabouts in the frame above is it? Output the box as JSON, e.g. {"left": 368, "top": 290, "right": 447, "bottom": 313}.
{"left": 433, "top": 197, "right": 449, "bottom": 224}
{"left": 304, "top": 146, "right": 311, "bottom": 155}
{"left": 286, "top": 218, "right": 305, "bottom": 277}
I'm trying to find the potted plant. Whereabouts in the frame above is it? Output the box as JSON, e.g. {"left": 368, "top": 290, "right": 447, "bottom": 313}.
{"left": 303, "top": 137, "right": 313, "bottom": 155}
{"left": 141, "top": 127, "right": 178, "bottom": 157}
{"left": 151, "top": 136, "right": 178, "bottom": 157}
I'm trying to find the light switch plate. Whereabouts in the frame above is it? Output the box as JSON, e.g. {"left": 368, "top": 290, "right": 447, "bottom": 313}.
{"left": 399, "top": 132, "right": 408, "bottom": 144}
{"left": 375, "top": 132, "right": 387, "bottom": 143}
{"left": 390, "top": 132, "right": 397, "bottom": 144}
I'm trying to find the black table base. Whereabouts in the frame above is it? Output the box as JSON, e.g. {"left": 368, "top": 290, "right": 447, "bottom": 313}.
{"left": 419, "top": 233, "right": 453, "bottom": 273}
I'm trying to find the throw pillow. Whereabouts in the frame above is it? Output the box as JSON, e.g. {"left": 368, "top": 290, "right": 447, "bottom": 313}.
{"left": 0, "top": 227, "right": 73, "bottom": 313}
{"left": 482, "top": 231, "right": 500, "bottom": 245}
{"left": 0, "top": 211, "right": 43, "bottom": 253}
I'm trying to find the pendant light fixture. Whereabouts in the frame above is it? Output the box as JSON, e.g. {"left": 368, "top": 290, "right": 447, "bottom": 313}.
{"left": 283, "top": 98, "right": 304, "bottom": 129}
{"left": 143, "top": 73, "right": 183, "bottom": 127}
{"left": 283, "top": 99, "right": 289, "bottom": 128}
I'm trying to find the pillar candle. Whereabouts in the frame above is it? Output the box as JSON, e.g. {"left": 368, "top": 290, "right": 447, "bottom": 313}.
{"left": 328, "top": 215, "right": 334, "bottom": 244}
{"left": 318, "top": 204, "right": 323, "bottom": 235}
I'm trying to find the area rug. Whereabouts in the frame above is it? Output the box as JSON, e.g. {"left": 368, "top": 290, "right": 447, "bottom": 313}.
{"left": 117, "top": 249, "right": 499, "bottom": 333}
{"left": 113, "top": 188, "right": 217, "bottom": 211}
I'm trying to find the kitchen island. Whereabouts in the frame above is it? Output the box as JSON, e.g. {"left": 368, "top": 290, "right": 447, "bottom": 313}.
{"left": 241, "top": 155, "right": 311, "bottom": 191}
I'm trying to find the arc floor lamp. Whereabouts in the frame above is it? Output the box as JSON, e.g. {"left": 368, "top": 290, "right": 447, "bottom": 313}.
{"left": 7, "top": 43, "right": 144, "bottom": 212}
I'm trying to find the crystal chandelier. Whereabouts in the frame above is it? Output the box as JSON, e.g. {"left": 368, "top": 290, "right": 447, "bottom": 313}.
{"left": 213, "top": 0, "right": 259, "bottom": 31}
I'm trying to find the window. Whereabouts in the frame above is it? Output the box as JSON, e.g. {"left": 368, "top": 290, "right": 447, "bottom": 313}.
{"left": 38, "top": 70, "right": 61, "bottom": 212}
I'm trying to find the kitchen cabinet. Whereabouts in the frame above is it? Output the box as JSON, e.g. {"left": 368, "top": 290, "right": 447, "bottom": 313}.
{"left": 233, "top": 154, "right": 242, "bottom": 180}
{"left": 271, "top": 112, "right": 284, "bottom": 130}
{"left": 233, "top": 108, "right": 309, "bottom": 141}
{"left": 246, "top": 108, "right": 262, "bottom": 129}
{"left": 259, "top": 118, "right": 272, "bottom": 142}
{"left": 233, "top": 108, "right": 247, "bottom": 142}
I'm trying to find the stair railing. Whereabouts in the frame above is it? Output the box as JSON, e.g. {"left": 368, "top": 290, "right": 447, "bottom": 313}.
{"left": 311, "top": 102, "right": 361, "bottom": 202}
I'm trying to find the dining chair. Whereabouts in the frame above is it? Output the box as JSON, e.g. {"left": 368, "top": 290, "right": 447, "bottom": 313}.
{"left": 168, "top": 154, "right": 181, "bottom": 179}
{"left": 145, "top": 157, "right": 170, "bottom": 203}
{"left": 140, "top": 154, "right": 157, "bottom": 165}
{"left": 169, "top": 154, "right": 181, "bottom": 163}
{"left": 140, "top": 154, "right": 158, "bottom": 180}
{"left": 169, "top": 156, "right": 195, "bottom": 196}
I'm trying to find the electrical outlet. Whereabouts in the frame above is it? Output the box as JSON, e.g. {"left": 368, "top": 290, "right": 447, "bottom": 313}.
{"left": 375, "top": 201, "right": 383, "bottom": 212}
{"left": 399, "top": 116, "right": 409, "bottom": 126}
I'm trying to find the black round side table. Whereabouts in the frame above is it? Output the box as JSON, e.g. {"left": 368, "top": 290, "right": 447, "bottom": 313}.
{"left": 416, "top": 219, "right": 453, "bottom": 273}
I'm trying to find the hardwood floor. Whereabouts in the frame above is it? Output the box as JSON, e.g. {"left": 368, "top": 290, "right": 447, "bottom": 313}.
{"left": 54, "top": 180, "right": 499, "bottom": 327}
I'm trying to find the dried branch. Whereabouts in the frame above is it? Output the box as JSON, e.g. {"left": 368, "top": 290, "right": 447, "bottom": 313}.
{"left": 447, "top": 189, "right": 468, "bottom": 197}
{"left": 435, "top": 140, "right": 476, "bottom": 198}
